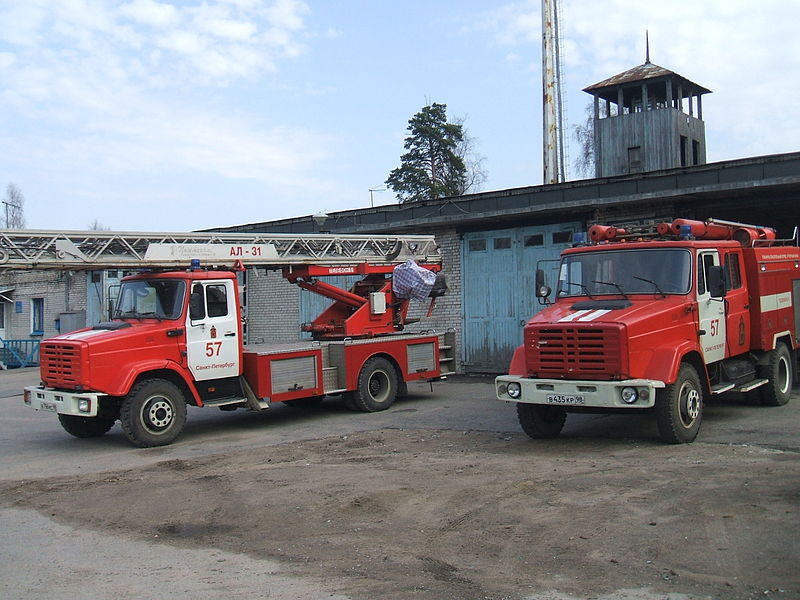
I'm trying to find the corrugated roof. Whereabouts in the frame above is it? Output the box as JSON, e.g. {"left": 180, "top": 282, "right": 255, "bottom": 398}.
{"left": 583, "top": 61, "right": 711, "bottom": 95}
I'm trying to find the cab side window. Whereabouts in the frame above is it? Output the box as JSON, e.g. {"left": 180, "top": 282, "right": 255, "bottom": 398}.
{"left": 697, "top": 254, "right": 715, "bottom": 295}
{"left": 206, "top": 284, "right": 228, "bottom": 318}
{"left": 724, "top": 253, "right": 742, "bottom": 290}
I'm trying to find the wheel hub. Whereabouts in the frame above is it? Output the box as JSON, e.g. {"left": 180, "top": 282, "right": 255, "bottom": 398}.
{"left": 368, "top": 372, "right": 389, "bottom": 402}
{"left": 144, "top": 397, "right": 174, "bottom": 430}
{"left": 681, "top": 387, "right": 700, "bottom": 426}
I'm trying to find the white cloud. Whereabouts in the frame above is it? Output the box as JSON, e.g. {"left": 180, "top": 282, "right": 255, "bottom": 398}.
{"left": 158, "top": 29, "right": 204, "bottom": 54}
{"left": 120, "top": 0, "right": 181, "bottom": 29}
{"left": 0, "top": 1, "right": 48, "bottom": 46}
{"left": 263, "top": 0, "right": 308, "bottom": 31}
{"left": 0, "top": 51, "right": 15, "bottom": 69}
{"left": 0, "top": 0, "right": 329, "bottom": 216}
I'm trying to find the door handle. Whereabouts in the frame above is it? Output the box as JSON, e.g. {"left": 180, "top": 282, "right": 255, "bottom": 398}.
{"left": 224, "top": 332, "right": 236, "bottom": 337}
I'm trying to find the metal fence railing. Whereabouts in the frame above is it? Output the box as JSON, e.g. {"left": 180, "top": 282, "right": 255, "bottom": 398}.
{"left": 0, "top": 338, "right": 40, "bottom": 369}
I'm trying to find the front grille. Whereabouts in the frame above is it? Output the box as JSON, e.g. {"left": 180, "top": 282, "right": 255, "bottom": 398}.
{"left": 40, "top": 342, "right": 83, "bottom": 388}
{"left": 525, "top": 324, "right": 625, "bottom": 379}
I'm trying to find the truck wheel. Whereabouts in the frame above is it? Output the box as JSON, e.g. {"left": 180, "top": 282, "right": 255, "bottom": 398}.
{"left": 516, "top": 404, "right": 566, "bottom": 439}
{"left": 351, "top": 357, "right": 398, "bottom": 412}
{"left": 120, "top": 379, "right": 187, "bottom": 447}
{"left": 757, "top": 344, "right": 793, "bottom": 407}
{"left": 58, "top": 414, "right": 116, "bottom": 438}
{"left": 656, "top": 363, "right": 703, "bottom": 444}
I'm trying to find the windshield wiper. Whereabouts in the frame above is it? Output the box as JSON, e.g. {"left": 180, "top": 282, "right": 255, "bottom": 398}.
{"left": 117, "top": 310, "right": 143, "bottom": 320}
{"left": 559, "top": 281, "right": 595, "bottom": 299}
{"left": 138, "top": 311, "right": 164, "bottom": 321}
{"left": 592, "top": 280, "right": 629, "bottom": 298}
{"left": 633, "top": 275, "right": 666, "bottom": 298}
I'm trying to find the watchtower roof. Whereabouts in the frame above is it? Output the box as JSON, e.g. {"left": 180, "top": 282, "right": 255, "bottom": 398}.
{"left": 583, "top": 61, "right": 711, "bottom": 103}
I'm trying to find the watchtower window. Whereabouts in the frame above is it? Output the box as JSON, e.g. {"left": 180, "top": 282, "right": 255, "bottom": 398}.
{"left": 628, "top": 146, "right": 642, "bottom": 173}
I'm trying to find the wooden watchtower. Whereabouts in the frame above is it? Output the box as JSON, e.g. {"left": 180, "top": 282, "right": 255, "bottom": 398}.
{"left": 583, "top": 49, "right": 711, "bottom": 177}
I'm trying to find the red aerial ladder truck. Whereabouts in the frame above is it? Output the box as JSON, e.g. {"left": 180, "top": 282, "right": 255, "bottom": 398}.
{"left": 0, "top": 229, "right": 454, "bottom": 447}
{"left": 496, "top": 218, "right": 799, "bottom": 443}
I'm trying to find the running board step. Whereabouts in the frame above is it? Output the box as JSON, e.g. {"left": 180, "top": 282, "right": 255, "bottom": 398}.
{"left": 737, "top": 378, "right": 768, "bottom": 392}
{"left": 203, "top": 397, "right": 248, "bottom": 407}
{"left": 711, "top": 378, "right": 768, "bottom": 395}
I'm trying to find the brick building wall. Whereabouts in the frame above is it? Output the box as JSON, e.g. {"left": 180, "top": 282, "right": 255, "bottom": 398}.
{"left": 1, "top": 270, "right": 87, "bottom": 340}
{"left": 243, "top": 268, "right": 300, "bottom": 344}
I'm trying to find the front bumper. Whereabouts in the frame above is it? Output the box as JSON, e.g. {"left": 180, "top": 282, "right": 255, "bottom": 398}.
{"left": 495, "top": 375, "right": 665, "bottom": 409}
{"left": 23, "top": 386, "right": 106, "bottom": 417}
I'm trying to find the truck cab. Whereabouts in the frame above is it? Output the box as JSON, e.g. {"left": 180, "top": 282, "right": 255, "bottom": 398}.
{"left": 26, "top": 269, "right": 244, "bottom": 445}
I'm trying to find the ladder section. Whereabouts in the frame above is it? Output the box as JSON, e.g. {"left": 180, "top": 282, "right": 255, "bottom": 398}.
{"left": 0, "top": 229, "right": 440, "bottom": 270}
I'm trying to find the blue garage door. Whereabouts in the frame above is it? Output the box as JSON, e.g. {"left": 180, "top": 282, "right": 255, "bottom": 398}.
{"left": 462, "top": 222, "right": 579, "bottom": 373}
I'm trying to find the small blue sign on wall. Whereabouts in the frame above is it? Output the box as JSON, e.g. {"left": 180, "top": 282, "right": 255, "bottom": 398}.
{"left": 15, "top": 301, "right": 23, "bottom": 313}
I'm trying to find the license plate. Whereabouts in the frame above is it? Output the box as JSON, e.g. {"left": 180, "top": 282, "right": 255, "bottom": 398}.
{"left": 546, "top": 394, "right": 586, "bottom": 405}
{"left": 40, "top": 401, "right": 58, "bottom": 413}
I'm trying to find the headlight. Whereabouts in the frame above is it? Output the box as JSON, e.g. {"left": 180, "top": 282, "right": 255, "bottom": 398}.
{"left": 621, "top": 387, "right": 638, "bottom": 404}
{"left": 507, "top": 382, "right": 522, "bottom": 399}
{"left": 78, "top": 398, "right": 91, "bottom": 413}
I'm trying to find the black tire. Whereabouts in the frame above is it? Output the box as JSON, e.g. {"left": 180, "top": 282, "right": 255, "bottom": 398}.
{"left": 656, "top": 363, "right": 703, "bottom": 444}
{"left": 340, "top": 392, "right": 359, "bottom": 411}
{"left": 516, "top": 404, "right": 566, "bottom": 439}
{"left": 58, "top": 414, "right": 115, "bottom": 438}
{"left": 350, "top": 357, "right": 399, "bottom": 412}
{"left": 120, "top": 379, "right": 187, "bottom": 447}
{"left": 757, "top": 344, "right": 793, "bottom": 407}
{"left": 285, "top": 395, "right": 326, "bottom": 409}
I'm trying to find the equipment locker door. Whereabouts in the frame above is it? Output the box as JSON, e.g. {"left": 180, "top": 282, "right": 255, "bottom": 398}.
{"left": 186, "top": 280, "right": 240, "bottom": 380}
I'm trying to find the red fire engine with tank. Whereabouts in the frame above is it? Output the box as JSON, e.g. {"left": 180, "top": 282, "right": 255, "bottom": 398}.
{"left": 496, "top": 218, "right": 798, "bottom": 443}
{"left": 0, "top": 229, "right": 453, "bottom": 447}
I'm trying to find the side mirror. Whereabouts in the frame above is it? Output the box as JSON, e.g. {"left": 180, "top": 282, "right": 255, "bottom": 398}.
{"left": 707, "top": 265, "right": 727, "bottom": 298}
{"left": 535, "top": 269, "right": 551, "bottom": 299}
{"left": 189, "top": 290, "right": 205, "bottom": 320}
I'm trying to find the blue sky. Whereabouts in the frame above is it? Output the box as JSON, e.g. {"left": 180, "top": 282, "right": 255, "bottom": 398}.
{"left": 1, "top": 0, "right": 798, "bottom": 232}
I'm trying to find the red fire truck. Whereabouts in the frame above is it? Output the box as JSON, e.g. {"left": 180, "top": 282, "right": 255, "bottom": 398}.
{"left": 2, "top": 229, "right": 453, "bottom": 447}
{"left": 496, "top": 218, "right": 798, "bottom": 443}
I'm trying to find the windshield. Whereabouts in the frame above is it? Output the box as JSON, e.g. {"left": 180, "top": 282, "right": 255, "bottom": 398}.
{"left": 557, "top": 248, "right": 692, "bottom": 297}
{"left": 114, "top": 279, "right": 186, "bottom": 320}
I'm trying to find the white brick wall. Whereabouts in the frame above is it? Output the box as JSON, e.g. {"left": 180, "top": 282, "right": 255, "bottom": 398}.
{"left": 1, "top": 270, "right": 87, "bottom": 340}
{"left": 243, "top": 268, "right": 300, "bottom": 344}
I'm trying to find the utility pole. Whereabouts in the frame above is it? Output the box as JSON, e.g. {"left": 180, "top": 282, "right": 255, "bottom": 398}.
{"left": 2, "top": 201, "right": 20, "bottom": 228}
{"left": 369, "top": 187, "right": 386, "bottom": 208}
{"left": 542, "top": 0, "right": 566, "bottom": 184}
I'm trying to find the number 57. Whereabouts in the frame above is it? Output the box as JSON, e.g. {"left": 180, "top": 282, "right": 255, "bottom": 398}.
{"left": 710, "top": 319, "right": 720, "bottom": 336}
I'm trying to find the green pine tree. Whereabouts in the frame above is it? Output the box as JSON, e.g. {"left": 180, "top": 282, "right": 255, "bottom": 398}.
{"left": 386, "top": 103, "right": 468, "bottom": 203}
